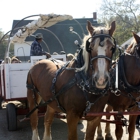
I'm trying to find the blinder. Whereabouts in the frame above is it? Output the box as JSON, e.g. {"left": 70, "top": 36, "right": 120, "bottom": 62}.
{"left": 86, "top": 31, "right": 117, "bottom": 70}
{"left": 136, "top": 43, "right": 140, "bottom": 51}
{"left": 86, "top": 33, "right": 116, "bottom": 54}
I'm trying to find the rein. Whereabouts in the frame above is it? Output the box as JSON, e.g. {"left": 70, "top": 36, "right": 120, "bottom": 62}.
{"left": 25, "top": 33, "right": 116, "bottom": 118}
{"left": 119, "top": 54, "right": 140, "bottom": 93}
{"left": 24, "top": 63, "right": 77, "bottom": 120}
{"left": 110, "top": 53, "right": 140, "bottom": 110}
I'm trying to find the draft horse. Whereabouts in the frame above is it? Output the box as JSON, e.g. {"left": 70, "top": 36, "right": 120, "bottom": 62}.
{"left": 97, "top": 32, "right": 140, "bottom": 140}
{"left": 26, "top": 20, "right": 116, "bottom": 140}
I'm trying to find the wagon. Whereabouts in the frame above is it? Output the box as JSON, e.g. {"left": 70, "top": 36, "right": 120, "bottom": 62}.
{"left": 0, "top": 13, "right": 73, "bottom": 131}
{"left": 1, "top": 14, "right": 140, "bottom": 136}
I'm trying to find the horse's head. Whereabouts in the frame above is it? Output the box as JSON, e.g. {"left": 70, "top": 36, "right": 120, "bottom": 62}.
{"left": 126, "top": 32, "right": 140, "bottom": 56}
{"left": 82, "top": 21, "right": 116, "bottom": 89}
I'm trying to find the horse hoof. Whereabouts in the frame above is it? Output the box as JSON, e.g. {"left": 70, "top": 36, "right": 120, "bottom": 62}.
{"left": 105, "top": 135, "right": 114, "bottom": 140}
{"left": 96, "top": 136, "right": 104, "bottom": 140}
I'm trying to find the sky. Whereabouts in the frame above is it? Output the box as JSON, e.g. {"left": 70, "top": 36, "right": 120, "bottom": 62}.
{"left": 0, "top": 0, "right": 102, "bottom": 33}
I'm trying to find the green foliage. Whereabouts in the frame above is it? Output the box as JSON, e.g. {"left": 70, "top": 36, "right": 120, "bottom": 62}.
{"left": 100, "top": 0, "right": 140, "bottom": 46}
{"left": 0, "top": 31, "right": 8, "bottom": 59}
{"left": 0, "top": 30, "right": 14, "bottom": 60}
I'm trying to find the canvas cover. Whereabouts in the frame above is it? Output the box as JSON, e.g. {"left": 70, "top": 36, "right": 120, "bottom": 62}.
{"left": 10, "top": 14, "right": 73, "bottom": 43}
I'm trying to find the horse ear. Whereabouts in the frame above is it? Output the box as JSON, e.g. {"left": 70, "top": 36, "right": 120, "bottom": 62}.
{"left": 87, "top": 20, "right": 94, "bottom": 35}
{"left": 109, "top": 21, "right": 116, "bottom": 36}
{"left": 132, "top": 32, "right": 140, "bottom": 44}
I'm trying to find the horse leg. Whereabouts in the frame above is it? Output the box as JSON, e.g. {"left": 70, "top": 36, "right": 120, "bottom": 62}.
{"left": 86, "top": 117, "right": 101, "bottom": 140}
{"left": 105, "top": 105, "right": 114, "bottom": 140}
{"left": 96, "top": 123, "right": 104, "bottom": 140}
{"left": 114, "top": 116, "right": 123, "bottom": 140}
{"left": 66, "top": 111, "right": 80, "bottom": 140}
{"left": 27, "top": 89, "right": 41, "bottom": 140}
{"left": 42, "top": 105, "right": 55, "bottom": 140}
{"left": 128, "top": 115, "right": 137, "bottom": 140}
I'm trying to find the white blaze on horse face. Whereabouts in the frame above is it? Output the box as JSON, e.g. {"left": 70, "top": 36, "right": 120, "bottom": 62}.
{"left": 97, "top": 46, "right": 107, "bottom": 86}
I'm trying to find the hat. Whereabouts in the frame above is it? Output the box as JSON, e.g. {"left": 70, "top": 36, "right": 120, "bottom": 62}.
{"left": 53, "top": 52, "right": 58, "bottom": 55}
{"left": 60, "top": 51, "right": 66, "bottom": 54}
{"left": 66, "top": 53, "right": 74, "bottom": 61}
{"left": 35, "top": 33, "right": 43, "bottom": 39}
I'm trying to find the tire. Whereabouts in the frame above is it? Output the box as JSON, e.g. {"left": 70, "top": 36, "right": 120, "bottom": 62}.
{"left": 6, "top": 103, "right": 17, "bottom": 131}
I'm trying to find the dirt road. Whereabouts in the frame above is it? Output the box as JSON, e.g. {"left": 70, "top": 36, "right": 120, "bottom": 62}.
{"left": 0, "top": 108, "right": 140, "bottom": 140}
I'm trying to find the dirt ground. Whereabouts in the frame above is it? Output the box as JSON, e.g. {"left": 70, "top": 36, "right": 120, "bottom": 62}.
{"left": 0, "top": 106, "right": 140, "bottom": 140}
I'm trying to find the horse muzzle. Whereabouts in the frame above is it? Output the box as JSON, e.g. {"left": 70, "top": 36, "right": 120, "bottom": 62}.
{"left": 93, "top": 74, "right": 109, "bottom": 89}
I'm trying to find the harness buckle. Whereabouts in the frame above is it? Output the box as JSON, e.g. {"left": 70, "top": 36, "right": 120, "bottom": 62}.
{"left": 85, "top": 101, "right": 92, "bottom": 113}
{"left": 120, "top": 80, "right": 126, "bottom": 89}
{"left": 79, "top": 80, "right": 85, "bottom": 91}
{"left": 80, "top": 80, "right": 85, "bottom": 86}
{"left": 114, "top": 89, "right": 121, "bottom": 96}
{"left": 52, "top": 78, "right": 56, "bottom": 83}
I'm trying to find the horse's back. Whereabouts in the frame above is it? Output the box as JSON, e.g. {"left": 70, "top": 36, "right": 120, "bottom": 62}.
{"left": 27, "top": 59, "right": 58, "bottom": 89}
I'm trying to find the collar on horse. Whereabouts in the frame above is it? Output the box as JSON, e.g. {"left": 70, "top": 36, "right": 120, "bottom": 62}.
{"left": 110, "top": 54, "right": 140, "bottom": 110}
{"left": 119, "top": 54, "right": 140, "bottom": 93}
{"left": 74, "top": 48, "right": 109, "bottom": 95}
{"left": 26, "top": 43, "right": 111, "bottom": 118}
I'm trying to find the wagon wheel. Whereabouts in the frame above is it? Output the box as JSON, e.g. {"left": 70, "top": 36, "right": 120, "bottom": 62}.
{"left": 6, "top": 103, "right": 17, "bottom": 131}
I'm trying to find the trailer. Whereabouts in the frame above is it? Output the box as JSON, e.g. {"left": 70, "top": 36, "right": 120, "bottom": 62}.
{"left": 0, "top": 13, "right": 72, "bottom": 131}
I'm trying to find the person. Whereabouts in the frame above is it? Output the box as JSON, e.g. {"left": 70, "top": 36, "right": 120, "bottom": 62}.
{"left": 60, "top": 51, "right": 66, "bottom": 55}
{"left": 52, "top": 52, "right": 58, "bottom": 55}
{"left": 11, "top": 56, "right": 21, "bottom": 63}
{"left": 30, "top": 33, "right": 51, "bottom": 58}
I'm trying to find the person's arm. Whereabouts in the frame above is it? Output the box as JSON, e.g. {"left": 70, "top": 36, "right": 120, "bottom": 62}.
{"left": 46, "top": 52, "right": 51, "bottom": 58}
{"left": 31, "top": 41, "right": 51, "bottom": 58}
{"left": 40, "top": 50, "right": 51, "bottom": 58}
{"left": 31, "top": 43, "right": 43, "bottom": 56}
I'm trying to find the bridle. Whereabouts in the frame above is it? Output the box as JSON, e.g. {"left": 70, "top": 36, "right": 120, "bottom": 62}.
{"left": 86, "top": 31, "right": 116, "bottom": 69}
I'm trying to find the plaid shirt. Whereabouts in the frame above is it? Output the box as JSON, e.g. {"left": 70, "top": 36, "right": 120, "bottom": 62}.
{"left": 30, "top": 40, "right": 46, "bottom": 56}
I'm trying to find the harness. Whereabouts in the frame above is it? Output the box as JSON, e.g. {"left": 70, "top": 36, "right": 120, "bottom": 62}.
{"left": 75, "top": 49, "right": 109, "bottom": 95}
{"left": 110, "top": 54, "right": 140, "bottom": 110}
{"left": 24, "top": 32, "right": 116, "bottom": 119}
{"left": 24, "top": 49, "right": 110, "bottom": 120}
{"left": 86, "top": 30, "right": 116, "bottom": 54}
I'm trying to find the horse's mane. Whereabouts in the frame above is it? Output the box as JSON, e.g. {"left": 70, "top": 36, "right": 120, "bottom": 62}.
{"left": 125, "top": 39, "right": 137, "bottom": 54}
{"left": 79, "top": 26, "right": 113, "bottom": 72}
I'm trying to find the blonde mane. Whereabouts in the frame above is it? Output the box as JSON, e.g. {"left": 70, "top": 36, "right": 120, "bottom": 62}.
{"left": 79, "top": 26, "right": 113, "bottom": 72}
{"left": 125, "top": 39, "right": 137, "bottom": 54}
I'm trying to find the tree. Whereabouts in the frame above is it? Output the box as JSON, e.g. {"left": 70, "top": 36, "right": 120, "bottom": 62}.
{"left": 0, "top": 30, "right": 14, "bottom": 60}
{"left": 100, "top": 0, "right": 140, "bottom": 44}
{"left": 0, "top": 30, "right": 8, "bottom": 59}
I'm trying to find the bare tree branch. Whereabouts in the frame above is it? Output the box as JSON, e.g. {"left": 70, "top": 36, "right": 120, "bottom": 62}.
{"left": 101, "top": 0, "right": 140, "bottom": 32}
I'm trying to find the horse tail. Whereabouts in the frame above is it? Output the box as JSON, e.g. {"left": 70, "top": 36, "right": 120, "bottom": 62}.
{"left": 26, "top": 70, "right": 34, "bottom": 91}
{"left": 26, "top": 70, "right": 31, "bottom": 86}
{"left": 26, "top": 69, "right": 39, "bottom": 94}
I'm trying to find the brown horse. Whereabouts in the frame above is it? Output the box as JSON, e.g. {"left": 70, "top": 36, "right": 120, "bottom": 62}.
{"left": 26, "top": 20, "right": 116, "bottom": 140}
{"left": 96, "top": 32, "right": 140, "bottom": 140}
